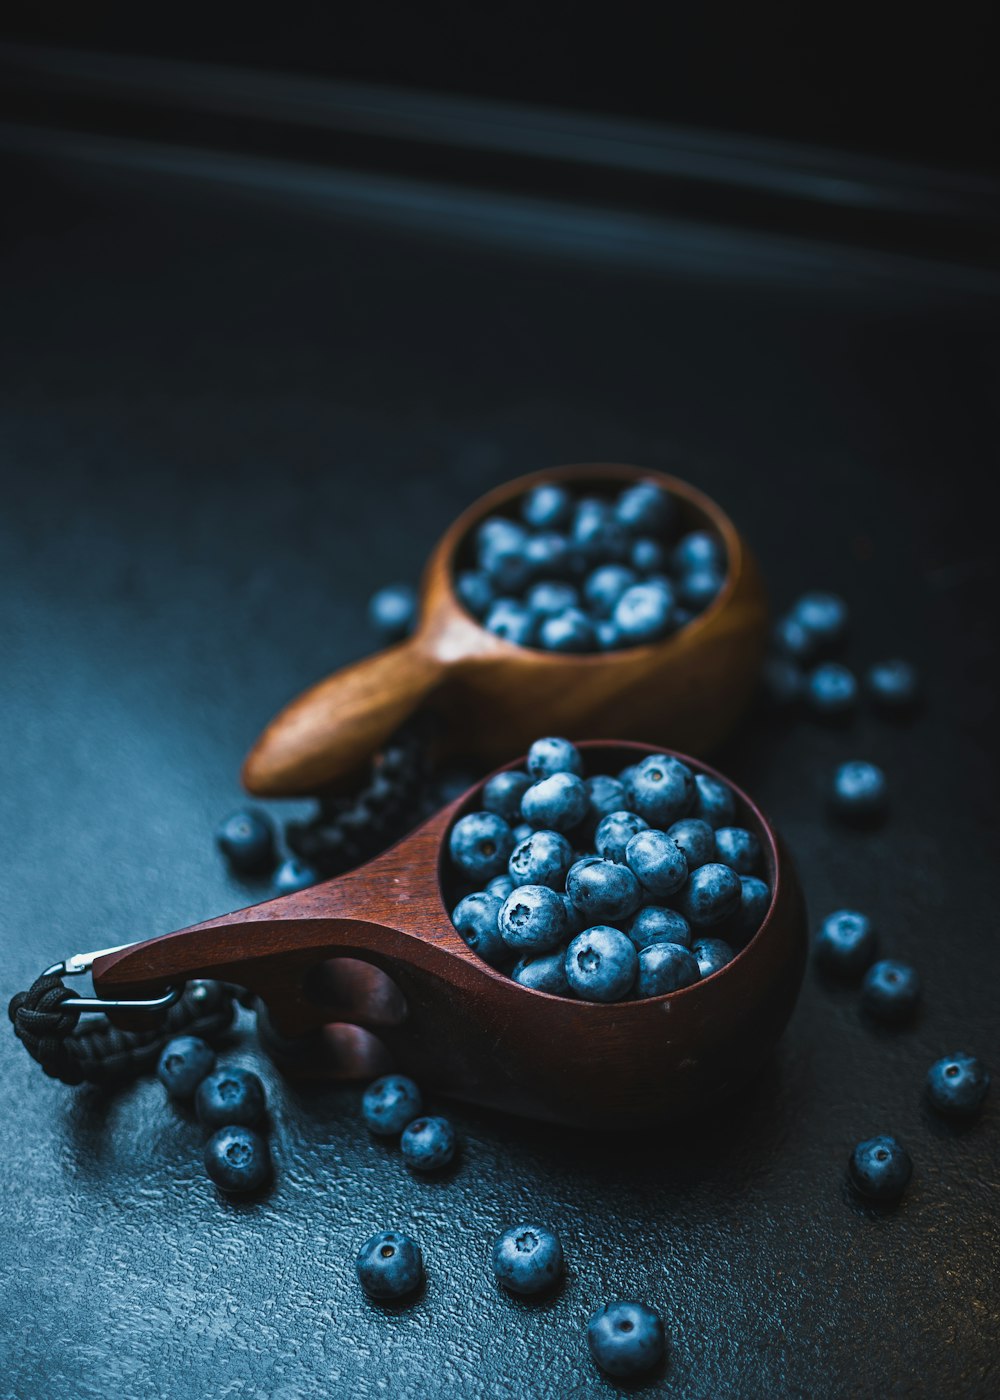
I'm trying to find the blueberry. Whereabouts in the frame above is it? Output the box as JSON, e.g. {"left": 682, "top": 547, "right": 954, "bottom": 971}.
{"left": 926, "top": 1052, "right": 990, "bottom": 1116}
{"left": 481, "top": 539, "right": 532, "bottom": 594}
{"left": 508, "top": 829, "right": 574, "bottom": 888}
{"left": 361, "top": 1074, "right": 423, "bottom": 1136}
{"left": 492, "top": 1224, "right": 564, "bottom": 1295}
{"left": 761, "top": 655, "right": 804, "bottom": 708}
{"left": 523, "top": 532, "right": 573, "bottom": 577}
{"left": 400, "top": 1115, "right": 456, "bottom": 1171}
{"left": 595, "top": 618, "right": 621, "bottom": 650}
{"left": 512, "top": 951, "right": 572, "bottom": 995}
{"left": 477, "top": 516, "right": 526, "bottom": 557}
{"left": 538, "top": 607, "right": 595, "bottom": 652}
{"left": 449, "top": 811, "right": 515, "bottom": 880}
{"left": 625, "top": 754, "right": 695, "bottom": 825}
{"left": 566, "top": 857, "right": 643, "bottom": 922}
{"left": 196, "top": 1066, "right": 267, "bottom": 1131}
{"left": 626, "top": 905, "right": 692, "bottom": 950}
{"left": 527, "top": 580, "right": 580, "bottom": 620}
{"left": 512, "top": 822, "right": 533, "bottom": 844}
{"left": 595, "top": 809, "right": 649, "bottom": 863}
{"left": 848, "top": 1134, "right": 912, "bottom": 1202}
{"left": 713, "top": 826, "right": 761, "bottom": 875}
{"left": 616, "top": 480, "right": 674, "bottom": 535}
{"left": 368, "top": 584, "right": 417, "bottom": 643}
{"left": 815, "top": 909, "right": 877, "bottom": 978}
{"left": 691, "top": 772, "right": 736, "bottom": 828}
{"left": 831, "top": 761, "right": 888, "bottom": 822}
{"left": 612, "top": 583, "right": 674, "bottom": 644}
{"left": 636, "top": 941, "right": 700, "bottom": 997}
{"left": 735, "top": 875, "right": 771, "bottom": 937}
{"left": 692, "top": 937, "right": 735, "bottom": 978}
{"left": 157, "top": 1035, "right": 216, "bottom": 1100}
{"left": 624, "top": 829, "right": 688, "bottom": 898}
{"left": 522, "top": 483, "right": 573, "bottom": 531}
{"left": 674, "top": 530, "right": 724, "bottom": 574}
{"left": 806, "top": 662, "right": 858, "bottom": 719}
{"left": 482, "top": 770, "right": 533, "bottom": 822}
{"left": 677, "top": 567, "right": 724, "bottom": 612}
{"left": 676, "top": 862, "right": 742, "bottom": 927}
{"left": 485, "top": 598, "right": 535, "bottom": 646}
{"left": 499, "top": 885, "right": 569, "bottom": 952}
{"left": 451, "top": 892, "right": 507, "bottom": 966}
{"left": 792, "top": 590, "right": 848, "bottom": 648}
{"left": 356, "top": 1230, "right": 424, "bottom": 1299}
{"left": 455, "top": 569, "right": 494, "bottom": 619}
{"left": 666, "top": 818, "right": 716, "bottom": 869}
{"left": 772, "top": 612, "right": 819, "bottom": 662}
{"left": 866, "top": 659, "right": 920, "bottom": 712}
{"left": 587, "top": 1301, "right": 665, "bottom": 1378}
{"left": 486, "top": 873, "right": 515, "bottom": 899}
{"left": 572, "top": 499, "right": 630, "bottom": 562}
{"left": 565, "top": 926, "right": 638, "bottom": 1002}
{"left": 527, "top": 737, "right": 583, "bottom": 779}
{"left": 204, "top": 1126, "right": 272, "bottom": 1195}
{"left": 561, "top": 893, "right": 585, "bottom": 936}
{"left": 861, "top": 960, "right": 921, "bottom": 1022}
{"left": 630, "top": 536, "right": 666, "bottom": 573}
{"left": 216, "top": 808, "right": 277, "bottom": 875}
{"left": 521, "top": 773, "right": 589, "bottom": 831}
{"left": 584, "top": 774, "right": 627, "bottom": 825}
{"left": 273, "top": 857, "right": 317, "bottom": 894}
{"left": 584, "top": 564, "right": 638, "bottom": 617}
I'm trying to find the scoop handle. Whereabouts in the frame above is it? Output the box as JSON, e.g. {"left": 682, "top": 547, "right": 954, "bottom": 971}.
{"left": 241, "top": 636, "right": 444, "bottom": 796}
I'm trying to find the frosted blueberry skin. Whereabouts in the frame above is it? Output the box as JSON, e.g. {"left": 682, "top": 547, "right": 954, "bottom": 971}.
{"left": 636, "top": 941, "right": 701, "bottom": 997}
{"left": 485, "top": 598, "right": 535, "bottom": 646}
{"left": 791, "top": 590, "right": 848, "bottom": 648}
{"left": 451, "top": 892, "right": 507, "bottom": 967}
{"left": 612, "top": 582, "right": 675, "bottom": 643}
{"left": 215, "top": 808, "right": 276, "bottom": 875}
{"left": 204, "top": 1126, "right": 272, "bottom": 1196}
{"left": 714, "top": 826, "right": 762, "bottom": 876}
{"left": 848, "top": 1135, "right": 912, "bottom": 1202}
{"left": 926, "top": 1053, "right": 990, "bottom": 1116}
{"left": 527, "top": 736, "right": 583, "bottom": 780}
{"left": 527, "top": 580, "right": 580, "bottom": 620}
{"left": 584, "top": 564, "right": 639, "bottom": 617}
{"left": 273, "top": 857, "right": 317, "bottom": 894}
{"left": 692, "top": 772, "right": 736, "bottom": 828}
{"left": 861, "top": 960, "right": 921, "bottom": 1022}
{"left": 666, "top": 817, "right": 716, "bottom": 870}
{"left": 625, "top": 829, "right": 689, "bottom": 898}
{"left": 587, "top": 1301, "right": 665, "bottom": 1378}
{"left": 196, "top": 1067, "right": 267, "bottom": 1131}
{"left": 626, "top": 906, "right": 692, "bottom": 951}
{"left": 522, "top": 482, "right": 573, "bottom": 531}
{"left": 401, "top": 1115, "right": 456, "bottom": 1171}
{"left": 692, "top": 937, "right": 735, "bottom": 979}
{"left": 362, "top": 1074, "right": 423, "bottom": 1136}
{"left": 866, "top": 658, "right": 920, "bottom": 711}
{"left": 736, "top": 876, "right": 772, "bottom": 938}
{"left": 806, "top": 661, "right": 859, "bottom": 720}
{"left": 583, "top": 774, "right": 628, "bottom": 825}
{"left": 486, "top": 874, "right": 516, "bottom": 900}
{"left": 512, "top": 822, "right": 534, "bottom": 845}
{"left": 815, "top": 910, "right": 877, "bottom": 979}
{"left": 356, "top": 1230, "right": 424, "bottom": 1299}
{"left": 449, "top": 811, "right": 515, "bottom": 880}
{"left": 482, "top": 769, "right": 532, "bottom": 823}
{"left": 539, "top": 607, "right": 597, "bottom": 653}
{"left": 508, "top": 829, "right": 574, "bottom": 889}
{"left": 455, "top": 568, "right": 494, "bottom": 619}
{"left": 566, "top": 857, "right": 643, "bottom": 923}
{"left": 565, "top": 926, "right": 638, "bottom": 1002}
{"left": 625, "top": 753, "right": 696, "bottom": 825}
{"left": 492, "top": 1224, "right": 564, "bottom": 1295}
{"left": 512, "top": 950, "right": 572, "bottom": 996}
{"left": 676, "top": 862, "right": 742, "bottom": 927}
{"left": 631, "top": 536, "right": 666, "bottom": 573}
{"left": 521, "top": 772, "right": 589, "bottom": 831}
{"left": 595, "top": 810, "right": 649, "bottom": 864}
{"left": 499, "top": 885, "right": 570, "bottom": 952}
{"left": 831, "top": 760, "right": 888, "bottom": 822}
{"left": 615, "top": 479, "right": 676, "bottom": 534}
{"left": 367, "top": 583, "right": 417, "bottom": 643}
{"left": 157, "top": 1035, "right": 216, "bottom": 1100}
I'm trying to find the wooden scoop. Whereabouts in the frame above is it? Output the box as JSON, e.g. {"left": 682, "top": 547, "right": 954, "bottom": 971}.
{"left": 242, "top": 465, "right": 769, "bottom": 797}
{"left": 94, "top": 742, "right": 806, "bottom": 1131}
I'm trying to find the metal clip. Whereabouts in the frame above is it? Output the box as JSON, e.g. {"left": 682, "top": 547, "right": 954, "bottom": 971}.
{"left": 44, "top": 942, "right": 184, "bottom": 1014}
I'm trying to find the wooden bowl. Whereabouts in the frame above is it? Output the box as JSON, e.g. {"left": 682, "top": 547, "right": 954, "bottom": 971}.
{"left": 242, "top": 465, "right": 769, "bottom": 797}
{"left": 94, "top": 742, "right": 807, "bottom": 1130}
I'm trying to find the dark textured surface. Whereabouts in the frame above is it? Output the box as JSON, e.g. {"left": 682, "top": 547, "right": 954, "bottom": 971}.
{"left": 1, "top": 156, "right": 998, "bottom": 1399}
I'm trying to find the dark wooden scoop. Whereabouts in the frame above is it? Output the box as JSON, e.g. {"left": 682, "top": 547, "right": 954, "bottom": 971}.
{"left": 94, "top": 742, "right": 806, "bottom": 1130}
{"left": 242, "top": 465, "right": 769, "bottom": 797}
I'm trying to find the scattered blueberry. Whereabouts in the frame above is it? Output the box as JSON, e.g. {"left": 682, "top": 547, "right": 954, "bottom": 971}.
{"left": 452, "top": 892, "right": 507, "bottom": 966}
{"left": 861, "top": 960, "right": 921, "bottom": 1022}
{"left": 492, "top": 1224, "right": 564, "bottom": 1295}
{"left": 625, "top": 829, "right": 688, "bottom": 898}
{"left": 625, "top": 754, "right": 695, "bottom": 825}
{"left": 636, "top": 941, "right": 701, "bottom": 997}
{"left": 499, "top": 885, "right": 570, "bottom": 952}
{"left": 482, "top": 770, "right": 533, "bottom": 823}
{"left": 273, "top": 857, "right": 317, "bottom": 894}
{"left": 196, "top": 1066, "right": 267, "bottom": 1131}
{"left": 361, "top": 1074, "right": 423, "bottom": 1136}
{"left": 806, "top": 661, "right": 858, "bottom": 720}
{"left": 713, "top": 826, "right": 761, "bottom": 875}
{"left": 772, "top": 612, "right": 818, "bottom": 662}
{"left": 157, "top": 1035, "right": 216, "bottom": 1100}
{"left": 368, "top": 584, "right": 417, "bottom": 643}
{"left": 527, "top": 737, "right": 583, "bottom": 780}
{"left": 692, "top": 937, "right": 735, "bottom": 978}
{"left": 204, "top": 1126, "right": 272, "bottom": 1195}
{"left": 356, "top": 1230, "right": 424, "bottom": 1299}
{"left": 626, "top": 905, "right": 692, "bottom": 950}
{"left": 791, "top": 590, "right": 848, "bottom": 649}
{"left": 587, "top": 1301, "right": 665, "bottom": 1378}
{"left": 400, "top": 1115, "right": 456, "bottom": 1171}
{"left": 509, "top": 829, "right": 574, "bottom": 889}
{"left": 566, "top": 857, "right": 643, "bottom": 922}
{"left": 449, "top": 811, "right": 515, "bottom": 880}
{"left": 815, "top": 910, "right": 877, "bottom": 978}
{"left": 512, "top": 950, "right": 572, "bottom": 995}
{"left": 848, "top": 1134, "right": 912, "bottom": 1202}
{"left": 521, "top": 772, "right": 589, "bottom": 831}
{"left": 866, "top": 658, "right": 920, "bottom": 712}
{"left": 675, "top": 862, "right": 741, "bottom": 926}
{"left": 216, "top": 808, "right": 276, "bottom": 875}
{"left": 926, "top": 1053, "right": 990, "bottom": 1116}
{"left": 565, "top": 926, "right": 638, "bottom": 1002}
{"left": 594, "top": 809, "right": 649, "bottom": 863}
{"left": 831, "top": 761, "right": 888, "bottom": 822}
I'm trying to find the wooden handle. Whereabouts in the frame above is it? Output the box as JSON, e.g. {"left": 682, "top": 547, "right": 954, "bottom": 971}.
{"left": 242, "top": 637, "right": 444, "bottom": 796}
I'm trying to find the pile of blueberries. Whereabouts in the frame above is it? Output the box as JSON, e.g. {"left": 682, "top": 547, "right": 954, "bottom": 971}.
{"left": 447, "top": 736, "right": 769, "bottom": 1001}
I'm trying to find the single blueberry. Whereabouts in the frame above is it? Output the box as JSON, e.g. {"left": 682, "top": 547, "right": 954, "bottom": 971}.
{"left": 692, "top": 937, "right": 735, "bottom": 978}
{"left": 625, "top": 829, "right": 688, "bottom": 898}
{"left": 482, "top": 769, "right": 533, "bottom": 823}
{"left": 594, "top": 809, "right": 649, "bottom": 864}
{"left": 449, "top": 811, "right": 515, "bottom": 880}
{"left": 273, "top": 857, "right": 317, "bottom": 894}
{"left": 677, "top": 566, "right": 724, "bottom": 612}
{"left": 618, "top": 763, "right": 638, "bottom": 786}
{"left": 196, "top": 1066, "right": 267, "bottom": 1131}
{"left": 368, "top": 584, "right": 417, "bottom": 643}
{"left": 356, "top": 1230, "right": 424, "bottom": 1299}
{"left": 572, "top": 498, "right": 630, "bottom": 562}
{"left": 848, "top": 1135, "right": 912, "bottom": 1202}
{"left": 566, "top": 857, "right": 643, "bottom": 922}
{"left": 587, "top": 1301, "right": 665, "bottom": 1378}
{"left": 630, "top": 536, "right": 666, "bottom": 573}
{"left": 736, "top": 875, "right": 771, "bottom": 937}
{"left": 565, "top": 926, "right": 638, "bottom": 1002}
{"left": 861, "top": 960, "right": 921, "bottom": 1022}
{"left": 527, "top": 579, "right": 581, "bottom": 620}
{"left": 522, "top": 482, "right": 573, "bottom": 531}
{"left": 615, "top": 479, "right": 675, "bottom": 534}
{"left": 508, "top": 829, "right": 574, "bottom": 889}
{"left": 499, "top": 885, "right": 569, "bottom": 952}
{"left": 584, "top": 564, "right": 638, "bottom": 617}
{"left": 481, "top": 538, "right": 532, "bottom": 594}
{"left": 512, "top": 950, "right": 572, "bottom": 995}
{"left": 538, "top": 607, "right": 596, "bottom": 652}
{"left": 486, "top": 873, "right": 516, "bottom": 899}
{"left": 157, "top": 1035, "right": 216, "bottom": 1100}
{"left": 691, "top": 772, "right": 736, "bottom": 828}
{"left": 674, "top": 530, "right": 724, "bottom": 574}
{"left": 806, "top": 661, "right": 859, "bottom": 720}
{"left": 761, "top": 655, "right": 804, "bottom": 708}
{"left": 216, "top": 808, "right": 277, "bottom": 875}
{"left": 713, "top": 826, "right": 762, "bottom": 875}
{"left": 485, "top": 598, "right": 535, "bottom": 647}
{"left": 676, "top": 863, "right": 742, "bottom": 927}
{"left": 626, "top": 905, "right": 692, "bottom": 950}
{"left": 666, "top": 817, "right": 716, "bottom": 869}
{"left": 476, "top": 515, "right": 526, "bottom": 558}
{"left": 866, "top": 658, "right": 920, "bottom": 712}
{"left": 772, "top": 612, "right": 819, "bottom": 662}
{"left": 636, "top": 941, "right": 701, "bottom": 997}
{"left": 527, "top": 736, "right": 583, "bottom": 779}
{"left": 455, "top": 569, "right": 494, "bottom": 619}
{"left": 926, "top": 1053, "right": 990, "bottom": 1116}
{"left": 521, "top": 773, "right": 589, "bottom": 831}
{"left": 492, "top": 1224, "right": 564, "bottom": 1295}
{"left": 523, "top": 531, "right": 574, "bottom": 577}
{"left": 612, "top": 583, "right": 674, "bottom": 644}
{"left": 400, "top": 1115, "right": 456, "bottom": 1171}
{"left": 361, "top": 1074, "right": 423, "bottom": 1136}
{"left": 625, "top": 754, "right": 695, "bottom": 825}
{"left": 831, "top": 761, "right": 888, "bottom": 822}
{"left": 584, "top": 775, "right": 628, "bottom": 825}
{"left": 451, "top": 892, "right": 507, "bottom": 967}
{"left": 204, "top": 1126, "right": 272, "bottom": 1195}
{"left": 792, "top": 590, "right": 848, "bottom": 648}
{"left": 815, "top": 909, "right": 877, "bottom": 978}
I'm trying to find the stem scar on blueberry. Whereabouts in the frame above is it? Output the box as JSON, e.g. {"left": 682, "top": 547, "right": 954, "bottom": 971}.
{"left": 380, "top": 1245, "right": 395, "bottom": 1258}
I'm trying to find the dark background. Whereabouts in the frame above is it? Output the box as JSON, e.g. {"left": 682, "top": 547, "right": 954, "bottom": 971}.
{"left": 1, "top": 12, "right": 998, "bottom": 1400}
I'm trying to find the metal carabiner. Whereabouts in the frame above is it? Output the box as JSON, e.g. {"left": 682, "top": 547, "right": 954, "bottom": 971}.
{"left": 43, "top": 941, "right": 185, "bottom": 1014}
